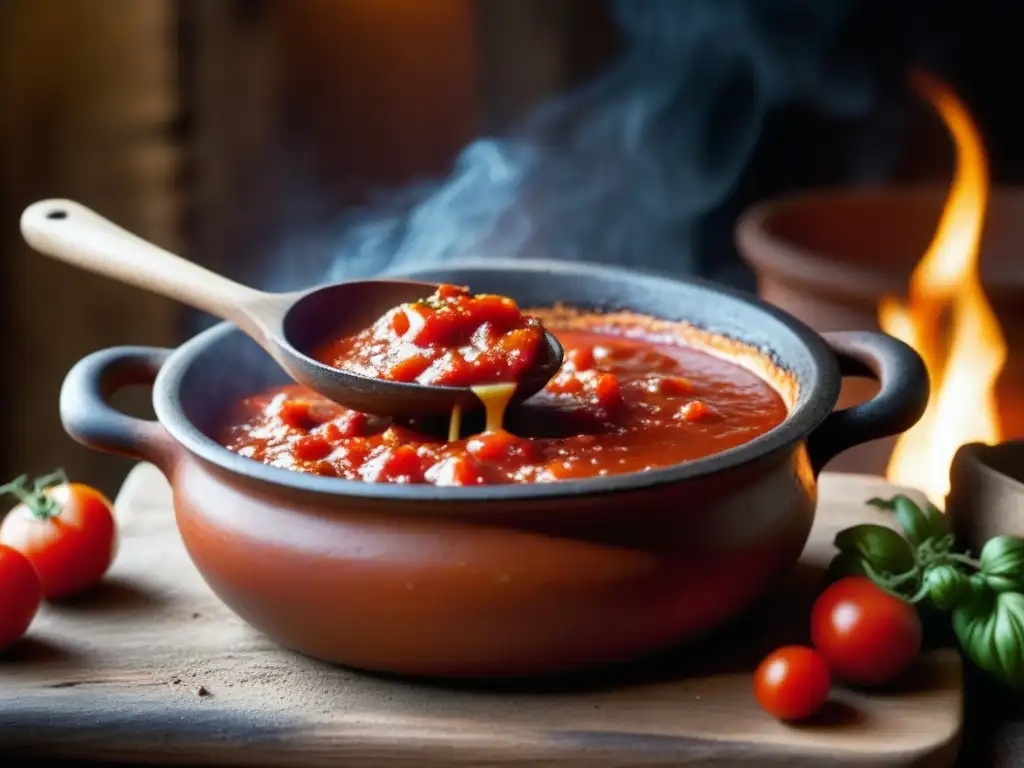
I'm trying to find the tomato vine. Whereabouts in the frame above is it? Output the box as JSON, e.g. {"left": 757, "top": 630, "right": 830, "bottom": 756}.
{"left": 830, "top": 494, "right": 1024, "bottom": 692}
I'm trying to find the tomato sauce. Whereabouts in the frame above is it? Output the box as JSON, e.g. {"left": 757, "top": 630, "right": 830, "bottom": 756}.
{"left": 221, "top": 321, "right": 789, "bottom": 486}
{"left": 316, "top": 284, "right": 545, "bottom": 387}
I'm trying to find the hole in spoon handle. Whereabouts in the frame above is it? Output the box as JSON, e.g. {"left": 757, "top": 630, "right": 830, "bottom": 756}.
{"left": 20, "top": 198, "right": 265, "bottom": 326}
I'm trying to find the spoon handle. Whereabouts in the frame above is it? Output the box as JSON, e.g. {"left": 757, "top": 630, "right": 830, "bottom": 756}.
{"left": 20, "top": 199, "right": 267, "bottom": 327}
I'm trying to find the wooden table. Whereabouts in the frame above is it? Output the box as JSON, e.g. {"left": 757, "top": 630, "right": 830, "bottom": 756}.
{"left": 1, "top": 465, "right": 1021, "bottom": 766}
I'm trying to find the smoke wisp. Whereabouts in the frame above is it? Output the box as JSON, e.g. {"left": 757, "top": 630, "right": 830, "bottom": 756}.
{"left": 269, "top": 0, "right": 886, "bottom": 290}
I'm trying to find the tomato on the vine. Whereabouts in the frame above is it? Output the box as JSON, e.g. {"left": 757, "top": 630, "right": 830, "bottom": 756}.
{"left": 753, "top": 645, "right": 831, "bottom": 721}
{"left": 0, "top": 470, "right": 117, "bottom": 600}
{"left": 0, "top": 544, "right": 42, "bottom": 650}
{"left": 811, "top": 576, "right": 922, "bottom": 687}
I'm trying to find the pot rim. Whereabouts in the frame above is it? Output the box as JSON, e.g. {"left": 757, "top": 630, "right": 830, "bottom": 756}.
{"left": 736, "top": 183, "right": 1024, "bottom": 301}
{"left": 153, "top": 258, "right": 841, "bottom": 502}
{"left": 954, "top": 440, "right": 1024, "bottom": 493}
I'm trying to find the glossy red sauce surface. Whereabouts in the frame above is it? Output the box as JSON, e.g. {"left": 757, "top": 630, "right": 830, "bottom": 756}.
{"left": 221, "top": 323, "right": 789, "bottom": 486}
{"left": 316, "top": 284, "right": 545, "bottom": 387}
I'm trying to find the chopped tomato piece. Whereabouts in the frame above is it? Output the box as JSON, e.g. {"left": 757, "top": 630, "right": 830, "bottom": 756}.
{"left": 386, "top": 350, "right": 435, "bottom": 382}
{"left": 334, "top": 438, "right": 373, "bottom": 470}
{"left": 466, "top": 430, "right": 538, "bottom": 464}
{"left": 278, "top": 400, "right": 314, "bottom": 430}
{"left": 677, "top": 400, "right": 711, "bottom": 422}
{"left": 358, "top": 445, "right": 425, "bottom": 484}
{"left": 292, "top": 435, "right": 332, "bottom": 462}
{"left": 311, "top": 460, "right": 338, "bottom": 477}
{"left": 494, "top": 327, "right": 543, "bottom": 375}
{"left": 320, "top": 410, "right": 370, "bottom": 441}
{"left": 471, "top": 321, "right": 501, "bottom": 348}
{"left": 546, "top": 369, "right": 586, "bottom": 395}
{"left": 379, "top": 425, "right": 428, "bottom": 445}
{"left": 470, "top": 293, "right": 521, "bottom": 324}
{"left": 308, "top": 403, "right": 339, "bottom": 423}
{"left": 593, "top": 373, "right": 623, "bottom": 411}
{"left": 399, "top": 302, "right": 444, "bottom": 345}
{"left": 390, "top": 308, "right": 411, "bottom": 336}
{"left": 419, "top": 350, "right": 473, "bottom": 387}
{"left": 276, "top": 399, "right": 335, "bottom": 430}
{"left": 436, "top": 283, "right": 469, "bottom": 300}
{"left": 428, "top": 455, "right": 488, "bottom": 486}
{"left": 651, "top": 375, "right": 694, "bottom": 396}
{"left": 536, "top": 458, "right": 579, "bottom": 481}
{"left": 567, "top": 346, "right": 595, "bottom": 370}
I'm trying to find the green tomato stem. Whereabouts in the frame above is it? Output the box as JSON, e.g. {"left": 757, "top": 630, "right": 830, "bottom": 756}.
{"left": 943, "top": 552, "right": 983, "bottom": 570}
{"left": 887, "top": 568, "right": 922, "bottom": 588}
{"left": 0, "top": 469, "right": 68, "bottom": 520}
{"left": 860, "top": 559, "right": 922, "bottom": 601}
{"left": 904, "top": 579, "right": 933, "bottom": 605}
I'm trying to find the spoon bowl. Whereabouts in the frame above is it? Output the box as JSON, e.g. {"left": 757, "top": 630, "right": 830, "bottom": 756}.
{"left": 280, "top": 280, "right": 564, "bottom": 415}
{"left": 21, "top": 199, "right": 564, "bottom": 417}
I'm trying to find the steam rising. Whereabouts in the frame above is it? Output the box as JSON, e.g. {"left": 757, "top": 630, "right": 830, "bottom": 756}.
{"left": 275, "top": 0, "right": 880, "bottom": 288}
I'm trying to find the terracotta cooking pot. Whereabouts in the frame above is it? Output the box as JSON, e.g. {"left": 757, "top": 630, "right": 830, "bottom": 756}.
{"left": 58, "top": 259, "right": 928, "bottom": 678}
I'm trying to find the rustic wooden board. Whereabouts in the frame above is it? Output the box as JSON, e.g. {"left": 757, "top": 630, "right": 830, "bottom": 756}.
{"left": 0, "top": 464, "right": 963, "bottom": 767}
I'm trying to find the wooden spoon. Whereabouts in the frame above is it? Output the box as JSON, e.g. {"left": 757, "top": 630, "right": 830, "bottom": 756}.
{"left": 20, "top": 199, "right": 564, "bottom": 417}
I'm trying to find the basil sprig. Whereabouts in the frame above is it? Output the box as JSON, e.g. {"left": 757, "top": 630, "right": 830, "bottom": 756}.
{"left": 830, "top": 494, "right": 1024, "bottom": 692}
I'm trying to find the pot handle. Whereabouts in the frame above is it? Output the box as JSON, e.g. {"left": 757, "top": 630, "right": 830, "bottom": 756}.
{"left": 806, "top": 331, "right": 929, "bottom": 475}
{"left": 59, "top": 346, "right": 180, "bottom": 473}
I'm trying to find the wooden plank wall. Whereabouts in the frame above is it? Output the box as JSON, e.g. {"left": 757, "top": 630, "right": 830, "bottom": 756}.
{"left": 0, "top": 0, "right": 184, "bottom": 498}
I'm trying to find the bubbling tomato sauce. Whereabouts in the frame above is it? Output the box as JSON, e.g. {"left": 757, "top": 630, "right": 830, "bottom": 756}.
{"left": 316, "top": 283, "right": 545, "bottom": 387}
{"left": 220, "top": 318, "right": 790, "bottom": 486}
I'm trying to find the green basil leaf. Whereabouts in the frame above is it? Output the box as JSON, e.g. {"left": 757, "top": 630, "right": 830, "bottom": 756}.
{"left": 834, "top": 523, "right": 916, "bottom": 576}
{"left": 952, "top": 576, "right": 999, "bottom": 674}
{"left": 892, "top": 496, "right": 932, "bottom": 546}
{"left": 993, "top": 592, "right": 1024, "bottom": 690}
{"left": 980, "top": 536, "right": 1024, "bottom": 594}
{"left": 952, "top": 577, "right": 1024, "bottom": 691}
{"left": 924, "top": 564, "right": 972, "bottom": 611}
{"left": 868, "top": 495, "right": 949, "bottom": 545}
{"left": 826, "top": 552, "right": 869, "bottom": 583}
{"left": 921, "top": 502, "right": 953, "bottom": 541}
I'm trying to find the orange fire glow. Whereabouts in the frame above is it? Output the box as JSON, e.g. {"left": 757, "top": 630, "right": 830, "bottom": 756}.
{"left": 879, "top": 73, "right": 1007, "bottom": 506}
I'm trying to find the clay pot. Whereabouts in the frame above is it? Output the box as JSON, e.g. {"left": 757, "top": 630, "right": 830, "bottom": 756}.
{"left": 947, "top": 441, "right": 1024, "bottom": 554}
{"left": 58, "top": 259, "right": 927, "bottom": 678}
{"left": 737, "top": 184, "right": 1024, "bottom": 475}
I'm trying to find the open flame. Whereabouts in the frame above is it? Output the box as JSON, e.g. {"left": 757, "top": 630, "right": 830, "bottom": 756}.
{"left": 879, "top": 72, "right": 1008, "bottom": 506}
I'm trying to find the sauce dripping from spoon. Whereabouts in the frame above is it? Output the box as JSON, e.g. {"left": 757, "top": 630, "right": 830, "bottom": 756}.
{"left": 472, "top": 383, "right": 518, "bottom": 434}
{"left": 445, "top": 383, "right": 519, "bottom": 441}
{"left": 448, "top": 403, "right": 463, "bottom": 442}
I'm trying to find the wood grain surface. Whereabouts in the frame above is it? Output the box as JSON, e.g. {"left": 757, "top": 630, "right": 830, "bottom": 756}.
{"left": 0, "top": 464, "right": 963, "bottom": 767}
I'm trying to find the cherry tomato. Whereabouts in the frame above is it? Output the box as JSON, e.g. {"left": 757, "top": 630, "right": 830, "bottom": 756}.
{"left": 0, "top": 544, "right": 42, "bottom": 650}
{"left": 0, "top": 471, "right": 117, "bottom": 600}
{"left": 753, "top": 645, "right": 831, "bottom": 721}
{"left": 811, "top": 576, "right": 922, "bottom": 686}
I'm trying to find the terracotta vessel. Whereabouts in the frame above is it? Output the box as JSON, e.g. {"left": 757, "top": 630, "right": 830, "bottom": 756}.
{"left": 58, "top": 259, "right": 927, "bottom": 678}
{"left": 947, "top": 441, "right": 1024, "bottom": 554}
{"left": 737, "top": 184, "right": 1024, "bottom": 475}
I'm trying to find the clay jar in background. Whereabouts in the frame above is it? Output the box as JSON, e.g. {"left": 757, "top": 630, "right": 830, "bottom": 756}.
{"left": 947, "top": 441, "right": 1024, "bottom": 555}
{"left": 737, "top": 184, "right": 1024, "bottom": 475}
